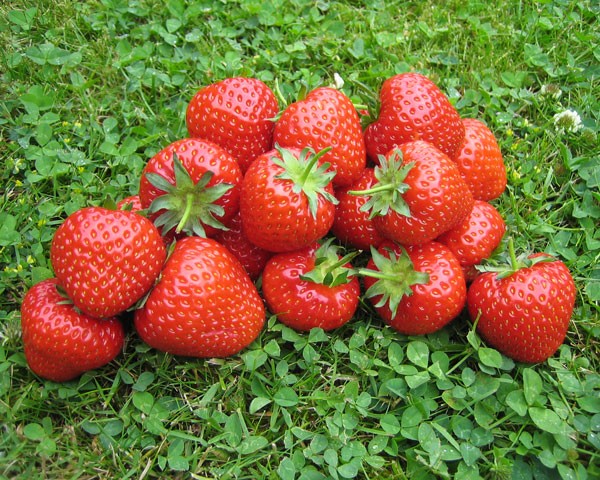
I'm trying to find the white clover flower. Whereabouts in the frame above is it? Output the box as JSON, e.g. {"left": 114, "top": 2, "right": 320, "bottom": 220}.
{"left": 540, "top": 84, "right": 562, "bottom": 100}
{"left": 333, "top": 72, "right": 345, "bottom": 89}
{"left": 553, "top": 109, "right": 583, "bottom": 133}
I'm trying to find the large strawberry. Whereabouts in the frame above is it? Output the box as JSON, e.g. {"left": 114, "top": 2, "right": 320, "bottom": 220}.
{"left": 262, "top": 239, "right": 360, "bottom": 331}
{"left": 467, "top": 244, "right": 576, "bottom": 363}
{"left": 360, "top": 240, "right": 467, "bottom": 335}
{"left": 452, "top": 118, "right": 507, "bottom": 201}
{"left": 273, "top": 87, "right": 366, "bottom": 187}
{"left": 134, "top": 236, "right": 265, "bottom": 358}
{"left": 50, "top": 206, "right": 166, "bottom": 319}
{"left": 20, "top": 278, "right": 125, "bottom": 382}
{"left": 240, "top": 145, "right": 338, "bottom": 252}
{"left": 186, "top": 77, "right": 279, "bottom": 173}
{"left": 352, "top": 141, "right": 474, "bottom": 246}
{"left": 364, "top": 72, "right": 465, "bottom": 162}
{"left": 139, "top": 138, "right": 242, "bottom": 238}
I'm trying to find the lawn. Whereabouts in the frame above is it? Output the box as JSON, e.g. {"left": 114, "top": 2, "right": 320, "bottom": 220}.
{"left": 1, "top": 0, "right": 599, "bottom": 479}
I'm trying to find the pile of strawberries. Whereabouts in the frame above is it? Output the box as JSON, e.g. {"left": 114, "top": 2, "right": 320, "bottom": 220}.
{"left": 20, "top": 73, "right": 576, "bottom": 382}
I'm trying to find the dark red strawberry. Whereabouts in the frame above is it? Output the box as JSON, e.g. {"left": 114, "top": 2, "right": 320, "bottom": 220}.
{"left": 186, "top": 77, "right": 279, "bottom": 173}
{"left": 139, "top": 138, "right": 242, "bottom": 238}
{"left": 20, "top": 278, "right": 125, "bottom": 382}
{"left": 240, "top": 145, "right": 338, "bottom": 252}
{"left": 364, "top": 72, "right": 465, "bottom": 162}
{"left": 452, "top": 118, "right": 507, "bottom": 201}
{"left": 351, "top": 141, "right": 474, "bottom": 246}
{"left": 213, "top": 212, "right": 273, "bottom": 281}
{"left": 50, "top": 206, "right": 166, "bottom": 319}
{"left": 331, "top": 167, "right": 385, "bottom": 250}
{"left": 134, "top": 236, "right": 265, "bottom": 358}
{"left": 467, "top": 246, "right": 576, "bottom": 363}
{"left": 262, "top": 240, "right": 360, "bottom": 331}
{"left": 273, "top": 87, "right": 366, "bottom": 187}
{"left": 360, "top": 240, "right": 467, "bottom": 335}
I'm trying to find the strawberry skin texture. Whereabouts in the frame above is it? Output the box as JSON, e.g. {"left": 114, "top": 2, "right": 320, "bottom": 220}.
{"left": 331, "top": 167, "right": 385, "bottom": 250}
{"left": 240, "top": 147, "right": 336, "bottom": 252}
{"left": 50, "top": 207, "right": 166, "bottom": 319}
{"left": 373, "top": 140, "right": 474, "bottom": 245}
{"left": 262, "top": 243, "right": 360, "bottom": 331}
{"left": 273, "top": 87, "right": 367, "bottom": 187}
{"left": 20, "top": 278, "right": 125, "bottom": 382}
{"left": 452, "top": 118, "right": 507, "bottom": 201}
{"left": 364, "top": 72, "right": 464, "bottom": 161}
{"left": 364, "top": 241, "right": 467, "bottom": 335}
{"left": 134, "top": 236, "right": 266, "bottom": 358}
{"left": 467, "top": 255, "right": 576, "bottom": 363}
{"left": 186, "top": 77, "right": 279, "bottom": 173}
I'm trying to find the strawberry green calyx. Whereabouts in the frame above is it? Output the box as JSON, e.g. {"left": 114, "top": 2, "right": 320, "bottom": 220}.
{"left": 348, "top": 148, "right": 413, "bottom": 219}
{"left": 358, "top": 245, "right": 430, "bottom": 318}
{"left": 300, "top": 238, "right": 360, "bottom": 287}
{"left": 272, "top": 144, "right": 338, "bottom": 218}
{"left": 145, "top": 153, "right": 234, "bottom": 237}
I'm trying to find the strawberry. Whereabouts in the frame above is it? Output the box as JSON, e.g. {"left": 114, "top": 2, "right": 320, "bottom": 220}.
{"left": 436, "top": 200, "right": 506, "bottom": 277}
{"left": 262, "top": 239, "right": 361, "bottom": 331}
{"left": 50, "top": 206, "right": 166, "bottom": 319}
{"left": 273, "top": 86, "right": 366, "bottom": 187}
{"left": 139, "top": 138, "right": 242, "bottom": 238}
{"left": 452, "top": 118, "right": 507, "bottom": 201}
{"left": 186, "top": 77, "right": 279, "bottom": 173}
{"left": 351, "top": 141, "right": 474, "bottom": 246}
{"left": 360, "top": 240, "right": 467, "bottom": 335}
{"left": 364, "top": 72, "right": 464, "bottom": 162}
{"left": 134, "top": 236, "right": 265, "bottom": 358}
{"left": 331, "top": 167, "right": 385, "bottom": 251}
{"left": 213, "top": 212, "right": 273, "bottom": 281}
{"left": 240, "top": 145, "right": 338, "bottom": 252}
{"left": 20, "top": 278, "right": 125, "bottom": 382}
{"left": 116, "top": 194, "right": 143, "bottom": 212}
{"left": 467, "top": 243, "right": 576, "bottom": 363}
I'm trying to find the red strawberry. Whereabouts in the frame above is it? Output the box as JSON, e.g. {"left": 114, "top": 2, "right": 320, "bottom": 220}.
{"left": 273, "top": 87, "right": 366, "bottom": 187}
{"left": 139, "top": 138, "right": 242, "bottom": 238}
{"left": 364, "top": 72, "right": 465, "bottom": 162}
{"left": 331, "top": 167, "right": 385, "bottom": 250}
{"left": 50, "top": 206, "right": 166, "bottom": 318}
{"left": 436, "top": 200, "right": 506, "bottom": 276}
{"left": 262, "top": 239, "right": 361, "bottom": 331}
{"left": 240, "top": 145, "right": 338, "bottom": 252}
{"left": 116, "top": 194, "right": 143, "bottom": 212}
{"left": 213, "top": 212, "right": 273, "bottom": 281}
{"left": 186, "top": 77, "right": 279, "bottom": 173}
{"left": 20, "top": 278, "right": 125, "bottom": 382}
{"left": 360, "top": 241, "right": 466, "bottom": 335}
{"left": 351, "top": 141, "right": 474, "bottom": 246}
{"left": 452, "top": 118, "right": 507, "bottom": 201}
{"left": 467, "top": 245, "right": 576, "bottom": 363}
{"left": 134, "top": 236, "right": 265, "bottom": 358}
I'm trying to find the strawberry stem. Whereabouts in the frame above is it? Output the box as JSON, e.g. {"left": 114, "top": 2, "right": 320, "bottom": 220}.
{"left": 176, "top": 192, "right": 195, "bottom": 234}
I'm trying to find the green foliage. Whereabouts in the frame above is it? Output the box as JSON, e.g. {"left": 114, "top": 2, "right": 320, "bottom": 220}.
{"left": 1, "top": 0, "right": 598, "bottom": 478}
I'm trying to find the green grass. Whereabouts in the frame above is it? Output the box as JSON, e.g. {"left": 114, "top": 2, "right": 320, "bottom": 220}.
{"left": 1, "top": 0, "right": 599, "bottom": 478}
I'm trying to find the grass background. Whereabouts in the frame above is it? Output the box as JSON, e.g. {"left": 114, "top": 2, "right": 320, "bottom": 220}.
{"left": 1, "top": 0, "right": 599, "bottom": 478}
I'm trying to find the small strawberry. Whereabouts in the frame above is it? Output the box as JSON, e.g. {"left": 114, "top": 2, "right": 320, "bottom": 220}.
{"left": 262, "top": 239, "right": 361, "bottom": 331}
{"left": 360, "top": 240, "right": 467, "bottom": 335}
{"left": 467, "top": 241, "right": 576, "bottom": 363}
{"left": 139, "top": 138, "right": 242, "bottom": 238}
{"left": 20, "top": 278, "right": 125, "bottom": 382}
{"left": 240, "top": 145, "right": 338, "bottom": 252}
{"left": 273, "top": 86, "right": 367, "bottom": 187}
{"left": 452, "top": 118, "right": 507, "bottom": 201}
{"left": 134, "top": 236, "right": 266, "bottom": 358}
{"left": 436, "top": 200, "right": 506, "bottom": 276}
{"left": 351, "top": 141, "right": 474, "bottom": 246}
{"left": 50, "top": 206, "right": 166, "bottom": 319}
{"left": 186, "top": 77, "right": 279, "bottom": 173}
{"left": 331, "top": 167, "right": 385, "bottom": 251}
{"left": 213, "top": 212, "right": 273, "bottom": 281}
{"left": 364, "top": 72, "right": 464, "bottom": 162}
{"left": 116, "top": 194, "right": 143, "bottom": 212}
